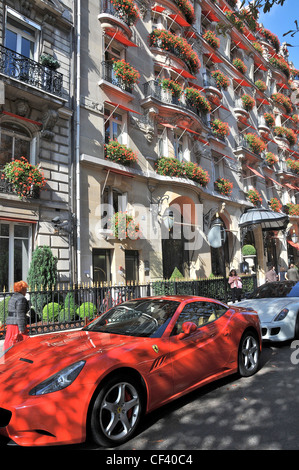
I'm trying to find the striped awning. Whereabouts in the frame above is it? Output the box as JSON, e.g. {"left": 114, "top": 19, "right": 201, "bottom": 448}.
{"left": 239, "top": 208, "right": 289, "bottom": 231}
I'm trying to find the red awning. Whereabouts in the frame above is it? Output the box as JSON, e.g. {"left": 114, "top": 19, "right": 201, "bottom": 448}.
{"left": 177, "top": 125, "right": 201, "bottom": 135}
{"left": 267, "top": 176, "right": 284, "bottom": 187}
{"left": 169, "top": 14, "right": 190, "bottom": 27}
{"left": 170, "top": 66, "right": 197, "bottom": 80}
{"left": 202, "top": 10, "right": 220, "bottom": 22}
{"left": 152, "top": 5, "right": 165, "bottom": 12}
{"left": 103, "top": 167, "right": 135, "bottom": 178}
{"left": 247, "top": 165, "right": 265, "bottom": 178}
{"left": 254, "top": 61, "right": 267, "bottom": 72}
{"left": 244, "top": 31, "right": 256, "bottom": 41}
{"left": 234, "top": 77, "right": 251, "bottom": 87}
{"left": 185, "top": 30, "right": 197, "bottom": 39}
{"left": 105, "top": 101, "right": 141, "bottom": 114}
{"left": 105, "top": 29, "right": 137, "bottom": 47}
{"left": 277, "top": 82, "right": 289, "bottom": 90}
{"left": 204, "top": 53, "right": 222, "bottom": 63}
{"left": 187, "top": 82, "right": 205, "bottom": 91}
{"left": 286, "top": 183, "right": 297, "bottom": 190}
{"left": 256, "top": 97, "right": 270, "bottom": 105}
{"left": 232, "top": 39, "right": 248, "bottom": 50}
{"left": 161, "top": 123, "right": 176, "bottom": 129}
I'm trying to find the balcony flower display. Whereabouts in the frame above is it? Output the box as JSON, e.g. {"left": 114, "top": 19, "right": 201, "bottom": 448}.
{"left": 161, "top": 79, "right": 183, "bottom": 98}
{"left": 252, "top": 42, "right": 264, "bottom": 55}
{"left": 233, "top": 58, "right": 247, "bottom": 74}
{"left": 149, "top": 29, "right": 201, "bottom": 75}
{"left": 244, "top": 133, "right": 266, "bottom": 154}
{"left": 286, "top": 203, "right": 299, "bottom": 216}
{"left": 211, "top": 70, "right": 230, "bottom": 90}
{"left": 40, "top": 54, "right": 60, "bottom": 70}
{"left": 240, "top": 8, "right": 258, "bottom": 32}
{"left": 255, "top": 80, "right": 267, "bottom": 92}
{"left": 225, "top": 10, "right": 245, "bottom": 33}
{"left": 183, "top": 161, "right": 210, "bottom": 186}
{"left": 269, "top": 198, "right": 282, "bottom": 212}
{"left": 259, "top": 27, "right": 280, "bottom": 52}
{"left": 173, "top": 0, "right": 195, "bottom": 24}
{"left": 108, "top": 211, "right": 140, "bottom": 240}
{"left": 214, "top": 177, "right": 233, "bottom": 196}
{"left": 264, "top": 112, "right": 275, "bottom": 128}
{"left": 241, "top": 94, "right": 255, "bottom": 111}
{"left": 286, "top": 159, "right": 299, "bottom": 174}
{"left": 265, "top": 152, "right": 278, "bottom": 166}
{"left": 104, "top": 140, "right": 138, "bottom": 165}
{"left": 292, "top": 114, "right": 299, "bottom": 125}
{"left": 2, "top": 156, "right": 46, "bottom": 200}
{"left": 111, "top": 0, "right": 140, "bottom": 25}
{"left": 203, "top": 30, "right": 220, "bottom": 49}
{"left": 247, "top": 188, "right": 262, "bottom": 206}
{"left": 112, "top": 59, "right": 140, "bottom": 86}
{"left": 211, "top": 119, "right": 230, "bottom": 138}
{"left": 271, "top": 93, "right": 292, "bottom": 114}
{"left": 274, "top": 126, "right": 297, "bottom": 146}
{"left": 185, "top": 87, "right": 212, "bottom": 114}
{"left": 269, "top": 56, "right": 291, "bottom": 78}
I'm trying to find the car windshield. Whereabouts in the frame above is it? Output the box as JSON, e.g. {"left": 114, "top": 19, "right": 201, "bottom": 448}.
{"left": 252, "top": 281, "right": 297, "bottom": 299}
{"left": 83, "top": 299, "right": 180, "bottom": 338}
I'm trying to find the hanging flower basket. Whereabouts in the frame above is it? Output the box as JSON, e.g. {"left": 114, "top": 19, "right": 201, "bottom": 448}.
{"left": 271, "top": 93, "right": 292, "bottom": 114}
{"left": 247, "top": 188, "right": 262, "bottom": 206}
{"left": 264, "top": 112, "right": 275, "bottom": 128}
{"left": 244, "top": 133, "right": 266, "bottom": 154}
{"left": 211, "top": 70, "right": 230, "bottom": 90}
{"left": 233, "top": 58, "right": 247, "bottom": 74}
{"left": 161, "top": 79, "right": 183, "bottom": 97}
{"left": 2, "top": 157, "right": 46, "bottom": 200}
{"left": 104, "top": 140, "right": 138, "bottom": 165}
{"left": 149, "top": 29, "right": 201, "bottom": 75}
{"left": 265, "top": 152, "right": 278, "bottom": 166}
{"left": 211, "top": 119, "right": 230, "bottom": 138}
{"left": 269, "top": 198, "right": 282, "bottom": 212}
{"left": 214, "top": 177, "right": 233, "bottom": 196}
{"left": 108, "top": 211, "right": 141, "bottom": 240}
{"left": 185, "top": 87, "right": 211, "bottom": 114}
{"left": 111, "top": 0, "right": 140, "bottom": 25}
{"left": 241, "top": 94, "right": 255, "bottom": 111}
{"left": 112, "top": 59, "right": 140, "bottom": 85}
{"left": 203, "top": 30, "right": 220, "bottom": 49}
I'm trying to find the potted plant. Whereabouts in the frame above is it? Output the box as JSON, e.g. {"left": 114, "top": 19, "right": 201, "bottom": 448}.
{"left": 241, "top": 94, "right": 255, "bottom": 111}
{"left": 210, "top": 119, "right": 230, "bottom": 138}
{"left": 264, "top": 112, "right": 275, "bottom": 128}
{"left": 269, "top": 197, "right": 282, "bottom": 212}
{"left": 161, "top": 79, "right": 183, "bottom": 98}
{"left": 104, "top": 140, "right": 138, "bottom": 165}
{"left": 185, "top": 87, "right": 211, "bottom": 114}
{"left": 286, "top": 158, "right": 299, "bottom": 174}
{"left": 244, "top": 133, "right": 266, "bottom": 154}
{"left": 2, "top": 156, "right": 46, "bottom": 199}
{"left": 247, "top": 188, "right": 262, "bottom": 206}
{"left": 255, "top": 80, "right": 267, "bottom": 93}
{"left": 242, "top": 244, "right": 257, "bottom": 268}
{"left": 203, "top": 30, "right": 220, "bottom": 49}
{"left": 214, "top": 177, "right": 233, "bottom": 195}
{"left": 271, "top": 93, "right": 292, "bottom": 114}
{"left": 40, "top": 54, "right": 60, "bottom": 70}
{"left": 233, "top": 58, "right": 247, "bottom": 74}
{"left": 183, "top": 161, "right": 210, "bottom": 186}
{"left": 265, "top": 152, "right": 278, "bottom": 166}
{"left": 155, "top": 157, "right": 184, "bottom": 177}
{"left": 112, "top": 59, "right": 140, "bottom": 86}
{"left": 252, "top": 42, "right": 264, "bottom": 55}
{"left": 274, "top": 126, "right": 297, "bottom": 146}
{"left": 211, "top": 70, "right": 230, "bottom": 90}
{"left": 286, "top": 203, "right": 299, "bottom": 216}
{"left": 269, "top": 56, "right": 291, "bottom": 78}
{"left": 111, "top": 0, "right": 140, "bottom": 25}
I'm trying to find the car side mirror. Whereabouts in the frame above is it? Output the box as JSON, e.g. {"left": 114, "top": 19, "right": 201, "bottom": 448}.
{"left": 178, "top": 321, "right": 197, "bottom": 339}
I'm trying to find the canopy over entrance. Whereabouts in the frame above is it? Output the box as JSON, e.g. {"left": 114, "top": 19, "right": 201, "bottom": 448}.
{"left": 239, "top": 208, "right": 289, "bottom": 231}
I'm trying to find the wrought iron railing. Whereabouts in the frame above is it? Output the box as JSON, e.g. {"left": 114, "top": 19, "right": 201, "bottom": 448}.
{"left": 0, "top": 45, "right": 63, "bottom": 97}
{"left": 100, "top": 0, "right": 132, "bottom": 26}
{"left": 0, "top": 275, "right": 257, "bottom": 338}
{"left": 0, "top": 170, "right": 41, "bottom": 198}
{"left": 101, "top": 61, "right": 134, "bottom": 93}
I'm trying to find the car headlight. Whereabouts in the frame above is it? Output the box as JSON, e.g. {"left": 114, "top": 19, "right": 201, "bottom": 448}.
{"left": 274, "top": 308, "right": 289, "bottom": 322}
{"left": 29, "top": 360, "right": 85, "bottom": 396}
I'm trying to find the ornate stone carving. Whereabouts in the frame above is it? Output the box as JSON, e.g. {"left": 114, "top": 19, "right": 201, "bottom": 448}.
{"left": 41, "top": 108, "right": 59, "bottom": 139}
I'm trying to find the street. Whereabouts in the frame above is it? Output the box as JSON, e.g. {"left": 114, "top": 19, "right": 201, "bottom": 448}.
{"left": 1, "top": 339, "right": 299, "bottom": 452}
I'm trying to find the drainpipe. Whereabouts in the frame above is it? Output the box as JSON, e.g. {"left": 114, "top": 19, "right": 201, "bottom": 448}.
{"left": 75, "top": 0, "right": 81, "bottom": 284}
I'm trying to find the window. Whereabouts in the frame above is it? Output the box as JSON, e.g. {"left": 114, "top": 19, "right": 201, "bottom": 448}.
{"left": 5, "top": 7, "right": 40, "bottom": 60}
{"left": 172, "top": 301, "right": 226, "bottom": 335}
{"left": 104, "top": 108, "right": 124, "bottom": 144}
{"left": 101, "top": 187, "right": 127, "bottom": 231}
{"left": 173, "top": 130, "right": 184, "bottom": 161}
{"left": 0, "top": 222, "right": 31, "bottom": 291}
{"left": 92, "top": 249, "right": 112, "bottom": 284}
{"left": 125, "top": 250, "right": 139, "bottom": 282}
{"left": 0, "top": 122, "right": 32, "bottom": 166}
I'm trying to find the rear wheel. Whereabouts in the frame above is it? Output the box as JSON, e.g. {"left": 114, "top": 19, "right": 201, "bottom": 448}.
{"left": 90, "top": 374, "right": 143, "bottom": 447}
{"left": 238, "top": 331, "right": 260, "bottom": 377}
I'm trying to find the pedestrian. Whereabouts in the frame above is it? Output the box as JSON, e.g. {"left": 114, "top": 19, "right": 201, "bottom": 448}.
{"left": 228, "top": 269, "right": 242, "bottom": 303}
{"left": 278, "top": 266, "right": 286, "bottom": 281}
{"left": 265, "top": 265, "right": 278, "bottom": 283}
{"left": 285, "top": 263, "right": 299, "bottom": 281}
{"left": 4, "top": 281, "right": 29, "bottom": 351}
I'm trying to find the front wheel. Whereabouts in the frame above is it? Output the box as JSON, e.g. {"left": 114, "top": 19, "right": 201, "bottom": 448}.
{"left": 89, "top": 374, "right": 143, "bottom": 447}
{"left": 238, "top": 331, "right": 260, "bottom": 377}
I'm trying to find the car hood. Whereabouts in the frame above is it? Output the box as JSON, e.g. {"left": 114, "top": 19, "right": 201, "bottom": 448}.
{"left": 0, "top": 330, "right": 142, "bottom": 392}
{"left": 236, "top": 297, "right": 299, "bottom": 322}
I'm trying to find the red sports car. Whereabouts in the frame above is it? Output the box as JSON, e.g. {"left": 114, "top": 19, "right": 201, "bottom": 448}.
{"left": 0, "top": 295, "right": 261, "bottom": 447}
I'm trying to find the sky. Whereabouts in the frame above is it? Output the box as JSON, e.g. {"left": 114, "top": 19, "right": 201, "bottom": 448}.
{"left": 258, "top": 0, "right": 299, "bottom": 68}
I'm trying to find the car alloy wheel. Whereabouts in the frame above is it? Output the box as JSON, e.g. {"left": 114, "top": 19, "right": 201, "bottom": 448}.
{"left": 90, "top": 375, "right": 143, "bottom": 446}
{"left": 238, "top": 331, "right": 260, "bottom": 377}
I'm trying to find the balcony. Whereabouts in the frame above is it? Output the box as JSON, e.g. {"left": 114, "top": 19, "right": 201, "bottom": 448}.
{"left": 202, "top": 71, "right": 223, "bottom": 103}
{"left": 142, "top": 80, "right": 208, "bottom": 125}
{"left": 100, "top": 61, "right": 135, "bottom": 97}
{"left": 234, "top": 135, "right": 264, "bottom": 163}
{"left": 0, "top": 45, "right": 63, "bottom": 97}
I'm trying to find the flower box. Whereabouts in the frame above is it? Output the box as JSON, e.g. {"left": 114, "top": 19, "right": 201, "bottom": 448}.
{"left": 214, "top": 178, "right": 233, "bottom": 196}
{"left": 111, "top": 0, "right": 140, "bottom": 25}
{"left": 269, "top": 56, "right": 291, "bottom": 78}
{"left": 108, "top": 211, "right": 140, "bottom": 240}
{"left": 211, "top": 70, "right": 230, "bottom": 90}
{"left": 40, "top": 54, "right": 60, "bottom": 70}
{"left": 233, "top": 58, "right": 247, "bottom": 74}
{"left": 173, "top": 0, "right": 195, "bottom": 24}
{"left": 286, "top": 203, "right": 299, "bottom": 216}
{"left": 112, "top": 59, "right": 140, "bottom": 86}
{"left": 255, "top": 80, "right": 267, "bottom": 92}
{"left": 252, "top": 42, "right": 264, "bottom": 55}
{"left": 104, "top": 140, "right": 138, "bottom": 165}
{"left": 265, "top": 152, "right": 278, "bottom": 166}
{"left": 269, "top": 198, "right": 282, "bottom": 212}
{"left": 155, "top": 157, "right": 210, "bottom": 186}
{"left": 2, "top": 157, "right": 46, "bottom": 200}
{"left": 241, "top": 94, "right": 255, "bottom": 111}
{"left": 211, "top": 119, "right": 230, "bottom": 138}
{"left": 203, "top": 30, "right": 220, "bottom": 49}
{"left": 264, "top": 112, "right": 275, "bottom": 128}
{"left": 271, "top": 93, "right": 292, "bottom": 114}
{"left": 260, "top": 27, "right": 280, "bottom": 52}
{"left": 274, "top": 126, "right": 297, "bottom": 146}
{"left": 244, "top": 133, "right": 266, "bottom": 154}
{"left": 247, "top": 188, "right": 262, "bottom": 206}
{"left": 185, "top": 87, "right": 211, "bottom": 114}
{"left": 286, "top": 158, "right": 299, "bottom": 174}
{"left": 161, "top": 79, "right": 183, "bottom": 98}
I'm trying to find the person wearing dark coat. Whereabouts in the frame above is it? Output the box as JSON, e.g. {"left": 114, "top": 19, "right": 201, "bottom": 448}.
{"left": 4, "top": 281, "right": 29, "bottom": 351}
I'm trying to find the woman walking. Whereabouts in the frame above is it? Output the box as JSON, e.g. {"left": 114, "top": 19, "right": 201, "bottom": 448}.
{"left": 228, "top": 269, "right": 242, "bottom": 303}
{"left": 4, "top": 281, "right": 29, "bottom": 351}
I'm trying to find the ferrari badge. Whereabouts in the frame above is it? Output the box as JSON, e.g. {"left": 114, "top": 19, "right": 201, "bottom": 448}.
{"left": 152, "top": 345, "right": 159, "bottom": 353}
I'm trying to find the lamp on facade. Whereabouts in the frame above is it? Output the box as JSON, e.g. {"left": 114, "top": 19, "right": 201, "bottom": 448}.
{"left": 162, "top": 208, "right": 174, "bottom": 230}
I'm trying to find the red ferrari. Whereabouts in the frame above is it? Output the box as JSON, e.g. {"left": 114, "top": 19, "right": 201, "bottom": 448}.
{"left": 0, "top": 295, "right": 261, "bottom": 447}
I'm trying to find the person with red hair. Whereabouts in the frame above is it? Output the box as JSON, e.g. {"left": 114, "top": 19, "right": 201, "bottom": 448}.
{"left": 4, "top": 281, "right": 29, "bottom": 350}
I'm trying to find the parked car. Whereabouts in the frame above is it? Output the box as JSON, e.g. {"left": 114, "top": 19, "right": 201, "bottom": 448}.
{"left": 236, "top": 280, "right": 299, "bottom": 342}
{"left": 0, "top": 295, "right": 261, "bottom": 447}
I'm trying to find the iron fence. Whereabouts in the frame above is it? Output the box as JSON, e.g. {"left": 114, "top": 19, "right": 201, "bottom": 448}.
{"left": 0, "top": 275, "right": 257, "bottom": 339}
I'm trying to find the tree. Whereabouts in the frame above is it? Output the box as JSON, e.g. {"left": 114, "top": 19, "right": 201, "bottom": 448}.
{"left": 240, "top": 0, "right": 286, "bottom": 14}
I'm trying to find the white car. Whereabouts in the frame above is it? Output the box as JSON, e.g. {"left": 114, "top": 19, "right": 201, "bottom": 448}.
{"left": 236, "top": 281, "right": 299, "bottom": 342}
